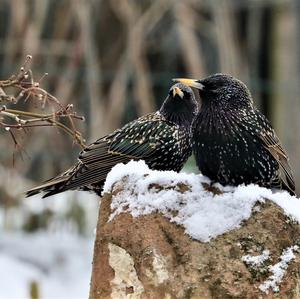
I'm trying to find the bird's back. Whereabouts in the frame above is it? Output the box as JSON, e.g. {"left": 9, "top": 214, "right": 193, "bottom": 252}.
{"left": 193, "top": 107, "right": 295, "bottom": 194}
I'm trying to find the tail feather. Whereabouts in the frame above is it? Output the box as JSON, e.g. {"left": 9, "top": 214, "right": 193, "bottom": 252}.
{"left": 26, "top": 177, "right": 68, "bottom": 198}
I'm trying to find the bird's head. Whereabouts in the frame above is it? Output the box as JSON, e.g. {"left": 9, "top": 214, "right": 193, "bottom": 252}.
{"left": 160, "top": 83, "right": 198, "bottom": 126}
{"left": 173, "top": 74, "right": 253, "bottom": 109}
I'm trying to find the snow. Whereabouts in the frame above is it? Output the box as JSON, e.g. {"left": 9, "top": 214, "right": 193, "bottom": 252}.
{"left": 0, "top": 189, "right": 98, "bottom": 299}
{"left": 0, "top": 253, "right": 40, "bottom": 299}
{"left": 104, "top": 160, "right": 300, "bottom": 242}
{"left": 0, "top": 231, "right": 94, "bottom": 299}
{"left": 259, "top": 245, "right": 299, "bottom": 293}
{"left": 1, "top": 160, "right": 298, "bottom": 298}
{"left": 242, "top": 250, "right": 270, "bottom": 267}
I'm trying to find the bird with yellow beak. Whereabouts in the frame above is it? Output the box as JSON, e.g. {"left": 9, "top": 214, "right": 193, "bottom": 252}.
{"left": 26, "top": 83, "right": 198, "bottom": 198}
{"left": 173, "top": 74, "right": 295, "bottom": 195}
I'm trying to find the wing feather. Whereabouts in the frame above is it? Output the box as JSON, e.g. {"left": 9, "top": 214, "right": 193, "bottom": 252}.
{"left": 26, "top": 113, "right": 176, "bottom": 197}
{"left": 63, "top": 114, "right": 173, "bottom": 190}
{"left": 259, "top": 128, "right": 295, "bottom": 194}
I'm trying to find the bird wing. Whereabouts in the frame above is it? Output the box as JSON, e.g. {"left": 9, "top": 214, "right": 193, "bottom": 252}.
{"left": 108, "top": 115, "right": 170, "bottom": 159}
{"left": 259, "top": 127, "right": 295, "bottom": 194}
{"left": 62, "top": 139, "right": 124, "bottom": 190}
{"left": 63, "top": 114, "right": 172, "bottom": 190}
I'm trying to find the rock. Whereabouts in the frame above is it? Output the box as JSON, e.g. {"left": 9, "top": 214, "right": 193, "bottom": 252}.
{"left": 89, "top": 184, "right": 300, "bottom": 299}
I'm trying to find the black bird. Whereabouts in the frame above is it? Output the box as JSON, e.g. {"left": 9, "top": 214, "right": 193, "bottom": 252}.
{"left": 174, "top": 74, "right": 295, "bottom": 195}
{"left": 26, "top": 83, "right": 198, "bottom": 198}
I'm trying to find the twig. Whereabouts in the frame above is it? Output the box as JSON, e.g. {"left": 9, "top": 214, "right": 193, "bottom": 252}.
{"left": 0, "top": 56, "right": 86, "bottom": 153}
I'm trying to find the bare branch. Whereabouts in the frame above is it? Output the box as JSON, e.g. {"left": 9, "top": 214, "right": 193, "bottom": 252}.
{"left": 0, "top": 56, "right": 86, "bottom": 152}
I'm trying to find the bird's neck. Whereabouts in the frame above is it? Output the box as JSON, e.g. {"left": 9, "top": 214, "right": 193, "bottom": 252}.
{"left": 160, "top": 110, "right": 193, "bottom": 128}
{"left": 197, "top": 104, "right": 249, "bottom": 135}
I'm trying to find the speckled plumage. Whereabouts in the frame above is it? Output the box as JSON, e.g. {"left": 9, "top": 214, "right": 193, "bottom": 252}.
{"left": 175, "top": 74, "right": 295, "bottom": 195}
{"left": 26, "top": 83, "right": 198, "bottom": 198}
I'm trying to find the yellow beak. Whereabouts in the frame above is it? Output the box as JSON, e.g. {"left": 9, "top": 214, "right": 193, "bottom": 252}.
{"left": 172, "top": 86, "right": 184, "bottom": 98}
{"left": 173, "top": 78, "right": 204, "bottom": 90}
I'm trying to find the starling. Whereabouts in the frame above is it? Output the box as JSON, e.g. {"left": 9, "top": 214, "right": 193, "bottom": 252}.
{"left": 26, "top": 83, "right": 198, "bottom": 198}
{"left": 174, "top": 74, "right": 295, "bottom": 195}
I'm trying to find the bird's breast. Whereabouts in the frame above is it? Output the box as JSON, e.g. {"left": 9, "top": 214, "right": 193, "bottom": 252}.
{"left": 192, "top": 115, "right": 278, "bottom": 185}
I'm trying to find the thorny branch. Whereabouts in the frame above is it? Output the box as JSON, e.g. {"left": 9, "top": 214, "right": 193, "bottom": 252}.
{"left": 0, "top": 55, "right": 86, "bottom": 150}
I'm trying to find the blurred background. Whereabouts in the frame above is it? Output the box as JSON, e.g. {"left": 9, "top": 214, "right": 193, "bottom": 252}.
{"left": 0, "top": 0, "right": 299, "bottom": 298}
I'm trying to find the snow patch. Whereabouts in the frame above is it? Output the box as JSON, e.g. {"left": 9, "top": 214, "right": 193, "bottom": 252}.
{"left": 0, "top": 231, "right": 93, "bottom": 299}
{"left": 259, "top": 246, "right": 299, "bottom": 293}
{"left": 242, "top": 250, "right": 270, "bottom": 267}
{"left": 105, "top": 160, "right": 300, "bottom": 242}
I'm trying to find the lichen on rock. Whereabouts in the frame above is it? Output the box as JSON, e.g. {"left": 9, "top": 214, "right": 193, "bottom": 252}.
{"left": 108, "top": 243, "right": 144, "bottom": 298}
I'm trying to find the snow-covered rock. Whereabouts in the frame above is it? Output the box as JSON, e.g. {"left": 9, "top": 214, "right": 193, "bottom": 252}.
{"left": 104, "top": 160, "right": 300, "bottom": 242}
{"left": 89, "top": 161, "right": 300, "bottom": 299}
